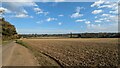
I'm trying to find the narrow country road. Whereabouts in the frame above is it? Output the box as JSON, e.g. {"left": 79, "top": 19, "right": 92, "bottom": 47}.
{"left": 2, "top": 41, "right": 39, "bottom": 66}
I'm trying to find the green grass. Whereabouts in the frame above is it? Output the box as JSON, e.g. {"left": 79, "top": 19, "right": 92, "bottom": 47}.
{"left": 2, "top": 40, "right": 14, "bottom": 45}
{"left": 15, "top": 40, "right": 29, "bottom": 48}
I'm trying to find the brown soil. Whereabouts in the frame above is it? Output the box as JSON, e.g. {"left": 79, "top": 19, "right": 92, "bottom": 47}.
{"left": 22, "top": 38, "right": 118, "bottom": 66}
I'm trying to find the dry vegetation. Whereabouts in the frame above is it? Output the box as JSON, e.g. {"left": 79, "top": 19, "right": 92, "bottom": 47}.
{"left": 21, "top": 38, "right": 118, "bottom": 66}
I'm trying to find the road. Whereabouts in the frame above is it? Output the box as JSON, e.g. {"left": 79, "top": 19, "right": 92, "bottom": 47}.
{"left": 2, "top": 41, "right": 39, "bottom": 66}
{"left": 0, "top": 44, "right": 2, "bottom": 67}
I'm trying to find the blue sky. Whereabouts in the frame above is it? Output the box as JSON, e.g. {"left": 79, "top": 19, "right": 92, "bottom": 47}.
{"left": 1, "top": 0, "right": 119, "bottom": 34}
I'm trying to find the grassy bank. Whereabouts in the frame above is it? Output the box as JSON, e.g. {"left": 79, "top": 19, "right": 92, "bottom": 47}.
{"left": 2, "top": 40, "right": 14, "bottom": 45}
{"left": 15, "top": 40, "right": 29, "bottom": 48}
{"left": 15, "top": 40, "right": 60, "bottom": 66}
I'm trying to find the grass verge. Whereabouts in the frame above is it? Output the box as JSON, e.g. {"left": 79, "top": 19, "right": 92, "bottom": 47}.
{"left": 15, "top": 40, "right": 62, "bottom": 66}
{"left": 15, "top": 40, "right": 29, "bottom": 48}
{"left": 2, "top": 40, "right": 14, "bottom": 45}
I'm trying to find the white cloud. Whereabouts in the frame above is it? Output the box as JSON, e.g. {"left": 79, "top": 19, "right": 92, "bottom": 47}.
{"left": 91, "top": 1, "right": 118, "bottom": 24}
{"left": 0, "top": 7, "right": 11, "bottom": 14}
{"left": 4, "top": 2, "right": 38, "bottom": 10}
{"left": 87, "top": 24, "right": 101, "bottom": 32}
{"left": 92, "top": 10, "right": 103, "bottom": 14}
{"left": 15, "top": 14, "right": 28, "bottom": 18}
{"left": 3, "top": 0, "right": 34, "bottom": 2}
{"left": 91, "top": 24, "right": 101, "bottom": 28}
{"left": 32, "top": 2, "right": 38, "bottom": 7}
{"left": 34, "top": 8, "right": 43, "bottom": 14}
{"left": 15, "top": 13, "right": 33, "bottom": 18}
{"left": 71, "top": 13, "right": 83, "bottom": 18}
{"left": 34, "top": 8, "right": 41, "bottom": 12}
{"left": 55, "top": 0, "right": 64, "bottom": 2}
{"left": 76, "top": 7, "right": 84, "bottom": 12}
{"left": 85, "top": 21, "right": 91, "bottom": 25}
{"left": 36, "top": 20, "right": 43, "bottom": 24}
{"left": 58, "top": 14, "right": 64, "bottom": 17}
{"left": 109, "top": 15, "right": 118, "bottom": 22}
{"left": 101, "top": 14, "right": 117, "bottom": 18}
{"left": 44, "top": 12, "right": 49, "bottom": 16}
{"left": 98, "top": 2, "right": 117, "bottom": 10}
{"left": 0, "top": 6, "right": 33, "bottom": 18}
{"left": 2, "top": 1, "right": 39, "bottom": 18}
{"left": 91, "top": 0, "right": 104, "bottom": 7}
{"left": 36, "top": 12, "right": 43, "bottom": 14}
{"left": 95, "top": 16, "right": 98, "bottom": 19}
{"left": 106, "top": 19, "right": 111, "bottom": 22}
{"left": 95, "top": 20, "right": 101, "bottom": 23}
{"left": 71, "top": 7, "right": 84, "bottom": 18}
{"left": 22, "top": 9, "right": 28, "bottom": 14}
{"left": 99, "top": 18, "right": 104, "bottom": 21}
{"left": 46, "top": 17, "right": 57, "bottom": 22}
{"left": 58, "top": 22, "right": 62, "bottom": 25}
{"left": 2, "top": 0, "right": 119, "bottom": 2}
{"left": 6, "top": 1, "right": 38, "bottom": 7}
{"left": 75, "top": 19, "right": 86, "bottom": 22}
{"left": 34, "top": 8, "right": 42, "bottom": 12}
{"left": 86, "top": 23, "right": 118, "bottom": 33}
{"left": 100, "top": 14, "right": 118, "bottom": 23}
{"left": 100, "top": 18, "right": 109, "bottom": 21}
{"left": 98, "top": 4, "right": 114, "bottom": 8}
{"left": 109, "top": 10, "right": 118, "bottom": 14}
{"left": 33, "top": 7, "right": 49, "bottom": 16}
{"left": 101, "top": 14, "right": 110, "bottom": 17}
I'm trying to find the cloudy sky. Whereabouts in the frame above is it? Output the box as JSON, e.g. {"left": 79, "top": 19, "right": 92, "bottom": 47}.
{"left": 0, "top": 0, "right": 119, "bottom": 34}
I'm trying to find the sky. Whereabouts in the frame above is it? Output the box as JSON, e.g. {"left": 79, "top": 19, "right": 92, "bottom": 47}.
{"left": 0, "top": 0, "right": 119, "bottom": 34}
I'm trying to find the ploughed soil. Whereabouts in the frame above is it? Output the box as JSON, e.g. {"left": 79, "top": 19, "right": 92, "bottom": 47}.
{"left": 21, "top": 38, "right": 118, "bottom": 66}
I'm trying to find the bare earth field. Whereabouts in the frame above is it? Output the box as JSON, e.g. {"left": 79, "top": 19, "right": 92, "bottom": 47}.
{"left": 21, "top": 38, "right": 118, "bottom": 66}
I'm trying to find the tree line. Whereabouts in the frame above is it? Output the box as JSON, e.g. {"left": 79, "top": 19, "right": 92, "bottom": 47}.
{"left": 1, "top": 18, "right": 19, "bottom": 40}
{"left": 19, "top": 33, "right": 119, "bottom": 38}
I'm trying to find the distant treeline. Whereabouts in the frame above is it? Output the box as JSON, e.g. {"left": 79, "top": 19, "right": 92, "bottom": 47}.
{"left": 19, "top": 33, "right": 120, "bottom": 38}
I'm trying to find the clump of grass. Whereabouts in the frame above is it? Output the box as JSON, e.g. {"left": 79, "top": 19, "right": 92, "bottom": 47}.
{"left": 16, "top": 40, "right": 60, "bottom": 66}
{"left": 16, "top": 40, "right": 35, "bottom": 54}
{"left": 15, "top": 40, "right": 29, "bottom": 48}
{"left": 2, "top": 40, "right": 14, "bottom": 45}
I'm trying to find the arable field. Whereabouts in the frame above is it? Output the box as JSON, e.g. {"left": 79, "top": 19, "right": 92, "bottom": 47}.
{"left": 21, "top": 38, "right": 118, "bottom": 66}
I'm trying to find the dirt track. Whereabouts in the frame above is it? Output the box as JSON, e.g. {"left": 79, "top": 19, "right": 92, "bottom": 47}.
{"left": 2, "top": 38, "right": 118, "bottom": 66}
{"left": 2, "top": 41, "right": 39, "bottom": 66}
